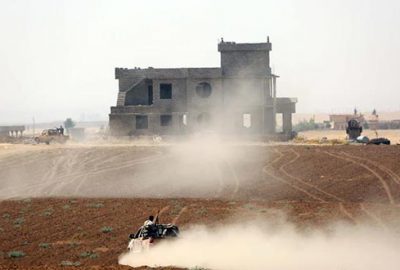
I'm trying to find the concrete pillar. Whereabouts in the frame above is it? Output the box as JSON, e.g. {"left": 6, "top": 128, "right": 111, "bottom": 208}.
{"left": 272, "top": 76, "right": 277, "bottom": 134}
{"left": 282, "top": 112, "right": 292, "bottom": 134}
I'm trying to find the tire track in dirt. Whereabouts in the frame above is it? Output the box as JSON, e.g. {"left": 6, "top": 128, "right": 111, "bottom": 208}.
{"left": 172, "top": 206, "right": 188, "bottom": 225}
{"left": 341, "top": 152, "right": 400, "bottom": 186}
{"left": 0, "top": 150, "right": 81, "bottom": 197}
{"left": 277, "top": 148, "right": 345, "bottom": 202}
{"left": 360, "top": 203, "right": 388, "bottom": 230}
{"left": 51, "top": 150, "right": 163, "bottom": 196}
{"left": 212, "top": 162, "right": 224, "bottom": 198}
{"left": 262, "top": 148, "right": 327, "bottom": 202}
{"left": 322, "top": 150, "right": 395, "bottom": 204}
{"left": 68, "top": 150, "right": 144, "bottom": 196}
{"left": 0, "top": 152, "right": 68, "bottom": 198}
{"left": 1, "top": 150, "right": 166, "bottom": 199}
{"left": 339, "top": 202, "right": 358, "bottom": 224}
{"left": 57, "top": 151, "right": 167, "bottom": 196}
{"left": 158, "top": 205, "right": 170, "bottom": 217}
{"left": 214, "top": 159, "right": 239, "bottom": 200}
{"left": 0, "top": 150, "right": 45, "bottom": 169}
{"left": 225, "top": 161, "right": 240, "bottom": 200}
{"left": 51, "top": 150, "right": 163, "bottom": 183}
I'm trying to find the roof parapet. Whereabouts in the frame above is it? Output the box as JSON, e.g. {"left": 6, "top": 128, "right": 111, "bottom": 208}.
{"left": 218, "top": 41, "right": 272, "bottom": 52}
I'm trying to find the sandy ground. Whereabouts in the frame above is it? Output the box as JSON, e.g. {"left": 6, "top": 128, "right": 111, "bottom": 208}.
{"left": 1, "top": 143, "right": 400, "bottom": 269}
{"left": 299, "top": 129, "right": 400, "bottom": 142}
{"left": 293, "top": 112, "right": 400, "bottom": 124}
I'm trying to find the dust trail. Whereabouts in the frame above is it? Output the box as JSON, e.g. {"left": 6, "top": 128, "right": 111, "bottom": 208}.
{"left": 119, "top": 221, "right": 400, "bottom": 270}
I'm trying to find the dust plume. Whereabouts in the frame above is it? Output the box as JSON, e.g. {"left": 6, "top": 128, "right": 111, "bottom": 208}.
{"left": 119, "top": 220, "right": 400, "bottom": 270}
{"left": 0, "top": 135, "right": 264, "bottom": 199}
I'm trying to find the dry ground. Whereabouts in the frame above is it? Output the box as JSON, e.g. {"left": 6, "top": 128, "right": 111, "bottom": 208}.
{"left": 299, "top": 129, "right": 400, "bottom": 142}
{"left": 1, "top": 143, "right": 400, "bottom": 269}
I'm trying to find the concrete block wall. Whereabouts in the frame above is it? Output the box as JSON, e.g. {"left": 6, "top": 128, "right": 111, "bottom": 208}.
{"left": 218, "top": 42, "right": 271, "bottom": 78}
{"left": 152, "top": 79, "right": 187, "bottom": 113}
{"left": 110, "top": 40, "right": 297, "bottom": 137}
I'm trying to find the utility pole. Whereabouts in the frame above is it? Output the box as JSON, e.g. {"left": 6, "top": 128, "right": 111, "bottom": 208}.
{"left": 32, "top": 117, "right": 35, "bottom": 137}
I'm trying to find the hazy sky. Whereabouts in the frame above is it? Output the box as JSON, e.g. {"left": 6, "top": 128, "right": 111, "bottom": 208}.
{"left": 1, "top": 0, "right": 400, "bottom": 124}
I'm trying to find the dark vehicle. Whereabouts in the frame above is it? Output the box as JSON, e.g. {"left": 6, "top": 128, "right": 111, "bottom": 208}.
{"left": 127, "top": 223, "right": 179, "bottom": 252}
{"left": 367, "top": 138, "right": 391, "bottom": 145}
{"left": 346, "top": 119, "right": 362, "bottom": 140}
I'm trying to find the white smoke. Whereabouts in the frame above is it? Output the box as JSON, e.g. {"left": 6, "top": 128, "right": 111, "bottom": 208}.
{"left": 119, "top": 221, "right": 400, "bottom": 270}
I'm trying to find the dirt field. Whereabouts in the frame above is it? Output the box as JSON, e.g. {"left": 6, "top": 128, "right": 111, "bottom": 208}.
{"left": 299, "top": 129, "right": 400, "bottom": 142}
{"left": 1, "top": 143, "right": 400, "bottom": 269}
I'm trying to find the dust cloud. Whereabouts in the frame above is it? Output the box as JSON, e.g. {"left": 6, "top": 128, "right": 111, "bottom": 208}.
{"left": 119, "top": 220, "right": 400, "bottom": 270}
{"left": 0, "top": 135, "right": 265, "bottom": 199}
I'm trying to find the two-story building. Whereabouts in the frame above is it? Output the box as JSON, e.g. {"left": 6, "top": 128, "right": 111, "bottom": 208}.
{"left": 109, "top": 39, "right": 297, "bottom": 138}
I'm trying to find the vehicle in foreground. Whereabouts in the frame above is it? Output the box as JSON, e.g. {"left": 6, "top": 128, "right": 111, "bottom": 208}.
{"left": 127, "top": 223, "right": 179, "bottom": 253}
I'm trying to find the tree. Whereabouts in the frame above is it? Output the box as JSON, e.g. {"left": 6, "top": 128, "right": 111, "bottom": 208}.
{"left": 293, "top": 118, "right": 319, "bottom": 132}
{"left": 323, "top": 121, "right": 332, "bottom": 129}
{"left": 64, "top": 118, "right": 76, "bottom": 130}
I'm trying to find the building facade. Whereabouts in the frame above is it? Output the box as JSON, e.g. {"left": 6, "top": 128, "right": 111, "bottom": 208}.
{"left": 0, "top": 126, "right": 25, "bottom": 137}
{"left": 109, "top": 39, "right": 297, "bottom": 137}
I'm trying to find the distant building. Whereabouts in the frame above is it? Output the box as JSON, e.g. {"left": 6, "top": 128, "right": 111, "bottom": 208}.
{"left": 329, "top": 114, "right": 365, "bottom": 130}
{"left": 364, "top": 114, "right": 379, "bottom": 130}
{"left": 109, "top": 39, "right": 297, "bottom": 138}
{"left": 329, "top": 111, "right": 381, "bottom": 130}
{"left": 0, "top": 126, "right": 25, "bottom": 137}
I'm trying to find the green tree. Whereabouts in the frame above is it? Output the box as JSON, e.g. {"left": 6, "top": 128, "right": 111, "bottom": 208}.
{"left": 293, "top": 118, "right": 319, "bottom": 132}
{"left": 323, "top": 121, "right": 332, "bottom": 129}
{"left": 64, "top": 118, "right": 76, "bottom": 129}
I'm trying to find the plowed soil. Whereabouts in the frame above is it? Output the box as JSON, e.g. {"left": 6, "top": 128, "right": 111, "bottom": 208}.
{"left": 1, "top": 144, "right": 400, "bottom": 269}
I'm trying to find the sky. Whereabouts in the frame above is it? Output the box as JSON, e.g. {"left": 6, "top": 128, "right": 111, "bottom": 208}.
{"left": 0, "top": 0, "right": 400, "bottom": 124}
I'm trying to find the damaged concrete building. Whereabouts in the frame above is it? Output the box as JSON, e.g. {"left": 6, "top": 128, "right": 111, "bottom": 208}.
{"left": 109, "top": 39, "right": 297, "bottom": 138}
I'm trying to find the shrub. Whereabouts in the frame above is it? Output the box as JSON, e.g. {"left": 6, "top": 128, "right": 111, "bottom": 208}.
{"left": 89, "top": 253, "right": 98, "bottom": 259}
{"left": 195, "top": 207, "right": 208, "bottom": 216}
{"left": 100, "top": 226, "right": 113, "bottom": 233}
{"left": 80, "top": 251, "right": 98, "bottom": 259}
{"left": 293, "top": 118, "right": 320, "bottom": 132}
{"left": 86, "top": 202, "right": 104, "bottom": 208}
{"left": 39, "top": 243, "right": 50, "bottom": 249}
{"left": 42, "top": 208, "right": 54, "bottom": 217}
{"left": 60, "top": 260, "right": 80, "bottom": 266}
{"left": 68, "top": 241, "right": 80, "bottom": 247}
{"left": 14, "top": 217, "right": 24, "bottom": 225}
{"left": 243, "top": 203, "right": 257, "bottom": 210}
{"left": 8, "top": 251, "right": 25, "bottom": 258}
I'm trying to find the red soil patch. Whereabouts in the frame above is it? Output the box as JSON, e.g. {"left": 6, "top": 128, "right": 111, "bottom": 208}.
{"left": 1, "top": 144, "right": 400, "bottom": 269}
